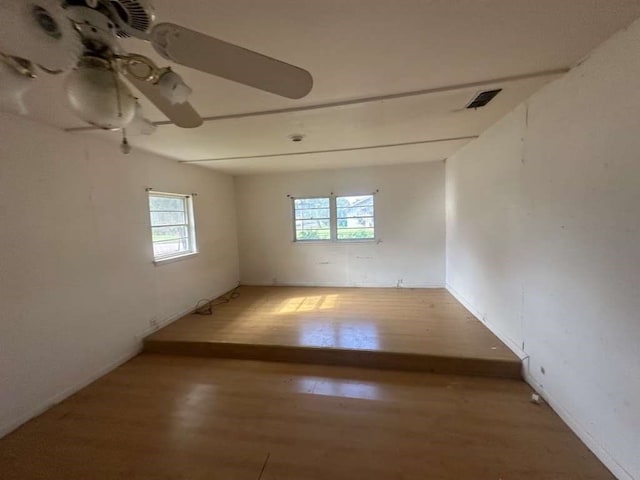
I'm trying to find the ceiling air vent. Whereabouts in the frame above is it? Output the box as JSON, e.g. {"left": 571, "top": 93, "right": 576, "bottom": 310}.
{"left": 466, "top": 89, "right": 502, "bottom": 109}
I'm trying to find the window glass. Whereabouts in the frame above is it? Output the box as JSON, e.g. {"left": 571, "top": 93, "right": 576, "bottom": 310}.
{"left": 148, "top": 193, "right": 197, "bottom": 260}
{"left": 293, "top": 197, "right": 331, "bottom": 241}
{"left": 336, "top": 195, "right": 375, "bottom": 240}
{"left": 292, "top": 195, "right": 376, "bottom": 242}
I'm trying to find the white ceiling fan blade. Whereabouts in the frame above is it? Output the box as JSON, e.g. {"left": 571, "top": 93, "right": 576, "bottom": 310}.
{"left": 123, "top": 71, "right": 203, "bottom": 128}
{"left": 150, "top": 23, "right": 313, "bottom": 100}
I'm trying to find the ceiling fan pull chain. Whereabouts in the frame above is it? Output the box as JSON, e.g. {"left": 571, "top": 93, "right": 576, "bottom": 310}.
{"left": 120, "top": 128, "right": 131, "bottom": 154}
{"left": 110, "top": 60, "right": 124, "bottom": 120}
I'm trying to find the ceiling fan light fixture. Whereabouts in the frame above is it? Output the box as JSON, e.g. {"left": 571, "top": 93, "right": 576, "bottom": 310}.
{"left": 0, "top": 0, "right": 312, "bottom": 137}
{"left": 65, "top": 57, "right": 137, "bottom": 129}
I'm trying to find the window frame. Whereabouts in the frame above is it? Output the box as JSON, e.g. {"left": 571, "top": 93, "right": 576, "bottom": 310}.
{"left": 335, "top": 194, "right": 376, "bottom": 242}
{"left": 291, "top": 194, "right": 376, "bottom": 243}
{"left": 148, "top": 191, "right": 198, "bottom": 264}
{"left": 291, "top": 196, "right": 333, "bottom": 242}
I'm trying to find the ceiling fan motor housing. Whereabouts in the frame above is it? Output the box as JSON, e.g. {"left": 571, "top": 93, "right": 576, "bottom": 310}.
{"left": 107, "top": 0, "right": 155, "bottom": 37}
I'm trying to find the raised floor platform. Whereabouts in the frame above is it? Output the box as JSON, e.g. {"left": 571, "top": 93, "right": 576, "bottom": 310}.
{"left": 144, "top": 286, "right": 522, "bottom": 378}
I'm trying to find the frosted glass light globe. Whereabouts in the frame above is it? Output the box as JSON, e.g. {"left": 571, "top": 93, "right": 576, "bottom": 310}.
{"left": 0, "top": 60, "right": 34, "bottom": 115}
{"left": 127, "top": 103, "right": 157, "bottom": 136}
{"left": 65, "top": 62, "right": 136, "bottom": 129}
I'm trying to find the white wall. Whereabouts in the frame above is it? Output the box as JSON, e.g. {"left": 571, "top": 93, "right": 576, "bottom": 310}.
{"left": 0, "top": 114, "right": 239, "bottom": 437}
{"left": 446, "top": 19, "right": 640, "bottom": 480}
{"left": 236, "top": 162, "right": 445, "bottom": 287}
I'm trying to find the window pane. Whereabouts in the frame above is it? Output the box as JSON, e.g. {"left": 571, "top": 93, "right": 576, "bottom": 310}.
{"left": 148, "top": 193, "right": 195, "bottom": 261}
{"left": 296, "top": 219, "right": 331, "bottom": 230}
{"left": 293, "top": 197, "right": 331, "bottom": 241}
{"left": 295, "top": 208, "right": 330, "bottom": 220}
{"left": 337, "top": 217, "right": 374, "bottom": 228}
{"left": 336, "top": 195, "right": 375, "bottom": 240}
{"left": 152, "top": 225, "right": 188, "bottom": 242}
{"left": 337, "top": 228, "right": 375, "bottom": 240}
{"left": 294, "top": 198, "right": 330, "bottom": 209}
{"left": 149, "top": 195, "right": 186, "bottom": 212}
{"left": 336, "top": 195, "right": 373, "bottom": 207}
{"left": 296, "top": 229, "right": 331, "bottom": 241}
{"left": 150, "top": 211, "right": 186, "bottom": 226}
{"left": 153, "top": 239, "right": 190, "bottom": 257}
{"left": 337, "top": 206, "right": 374, "bottom": 218}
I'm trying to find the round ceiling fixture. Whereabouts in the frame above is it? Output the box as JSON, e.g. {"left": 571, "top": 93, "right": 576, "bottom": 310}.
{"left": 65, "top": 57, "right": 137, "bottom": 129}
{"left": 289, "top": 133, "right": 305, "bottom": 142}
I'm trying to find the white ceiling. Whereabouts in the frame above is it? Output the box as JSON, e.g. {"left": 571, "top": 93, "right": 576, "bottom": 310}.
{"left": 20, "top": 0, "right": 640, "bottom": 174}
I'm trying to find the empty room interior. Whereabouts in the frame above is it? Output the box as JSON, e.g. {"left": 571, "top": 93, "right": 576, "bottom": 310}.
{"left": 1, "top": 1, "right": 640, "bottom": 479}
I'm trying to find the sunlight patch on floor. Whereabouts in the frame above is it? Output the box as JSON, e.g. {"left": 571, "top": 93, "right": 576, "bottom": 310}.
{"left": 299, "top": 322, "right": 380, "bottom": 350}
{"left": 277, "top": 295, "right": 339, "bottom": 314}
{"left": 295, "top": 377, "right": 382, "bottom": 401}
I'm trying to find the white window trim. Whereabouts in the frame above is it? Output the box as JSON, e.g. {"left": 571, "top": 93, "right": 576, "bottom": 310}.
{"left": 335, "top": 194, "right": 376, "bottom": 242}
{"left": 148, "top": 191, "right": 198, "bottom": 263}
{"left": 291, "top": 196, "right": 332, "bottom": 242}
{"left": 292, "top": 194, "right": 377, "bottom": 243}
{"left": 153, "top": 252, "right": 198, "bottom": 266}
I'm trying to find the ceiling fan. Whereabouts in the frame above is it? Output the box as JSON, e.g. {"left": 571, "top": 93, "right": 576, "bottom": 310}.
{"left": 0, "top": 0, "right": 313, "bottom": 140}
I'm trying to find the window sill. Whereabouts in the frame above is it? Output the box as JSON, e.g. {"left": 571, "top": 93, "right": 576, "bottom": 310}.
{"left": 337, "top": 238, "right": 378, "bottom": 244}
{"left": 153, "top": 252, "right": 198, "bottom": 266}
{"left": 293, "top": 239, "right": 379, "bottom": 245}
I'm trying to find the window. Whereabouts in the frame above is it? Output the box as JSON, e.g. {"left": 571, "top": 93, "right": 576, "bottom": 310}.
{"left": 294, "top": 197, "right": 331, "bottom": 241}
{"left": 336, "top": 195, "right": 375, "bottom": 240}
{"left": 292, "top": 194, "right": 375, "bottom": 242}
{"left": 148, "top": 192, "right": 197, "bottom": 261}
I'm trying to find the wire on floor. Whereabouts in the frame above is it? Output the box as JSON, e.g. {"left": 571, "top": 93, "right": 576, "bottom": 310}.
{"left": 194, "top": 286, "right": 240, "bottom": 315}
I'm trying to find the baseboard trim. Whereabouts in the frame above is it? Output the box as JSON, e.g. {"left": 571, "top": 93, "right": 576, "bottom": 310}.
{"left": 0, "top": 283, "right": 238, "bottom": 440}
{"left": 0, "top": 346, "right": 140, "bottom": 439}
{"left": 446, "top": 283, "right": 633, "bottom": 480}
{"left": 523, "top": 370, "right": 634, "bottom": 480}
{"left": 138, "top": 284, "right": 240, "bottom": 339}
{"left": 445, "top": 283, "right": 526, "bottom": 359}
{"left": 240, "top": 281, "right": 446, "bottom": 288}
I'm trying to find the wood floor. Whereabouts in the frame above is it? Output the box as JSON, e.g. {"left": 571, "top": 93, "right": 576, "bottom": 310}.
{"left": 0, "top": 355, "right": 613, "bottom": 480}
{"left": 145, "top": 286, "right": 522, "bottom": 378}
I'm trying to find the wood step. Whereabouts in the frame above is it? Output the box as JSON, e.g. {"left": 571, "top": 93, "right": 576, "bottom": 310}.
{"left": 143, "top": 340, "right": 522, "bottom": 379}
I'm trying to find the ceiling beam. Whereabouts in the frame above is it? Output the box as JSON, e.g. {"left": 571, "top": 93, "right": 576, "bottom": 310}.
{"left": 65, "top": 68, "right": 568, "bottom": 133}
{"left": 180, "top": 135, "right": 479, "bottom": 163}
